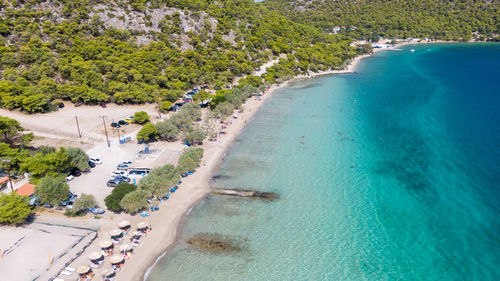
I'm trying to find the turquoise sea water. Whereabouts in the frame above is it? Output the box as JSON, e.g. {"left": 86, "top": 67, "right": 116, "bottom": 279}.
{"left": 147, "top": 44, "right": 500, "bottom": 281}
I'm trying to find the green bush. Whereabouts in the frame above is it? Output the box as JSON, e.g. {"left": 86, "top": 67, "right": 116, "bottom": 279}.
{"left": 137, "top": 122, "right": 158, "bottom": 141}
{"left": 134, "top": 111, "right": 150, "bottom": 124}
{"left": 104, "top": 183, "right": 136, "bottom": 212}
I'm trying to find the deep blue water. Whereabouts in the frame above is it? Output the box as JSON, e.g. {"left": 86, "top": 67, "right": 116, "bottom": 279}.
{"left": 147, "top": 43, "right": 500, "bottom": 280}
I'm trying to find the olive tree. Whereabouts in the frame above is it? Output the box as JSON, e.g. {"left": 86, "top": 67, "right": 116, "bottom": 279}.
{"left": 66, "top": 147, "right": 89, "bottom": 171}
{"left": 36, "top": 177, "right": 69, "bottom": 206}
{"left": 120, "top": 189, "right": 149, "bottom": 214}
{"left": 73, "top": 193, "right": 97, "bottom": 212}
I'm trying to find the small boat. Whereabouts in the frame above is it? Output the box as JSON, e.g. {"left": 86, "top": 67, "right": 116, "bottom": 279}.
{"left": 410, "top": 49, "right": 415, "bottom": 52}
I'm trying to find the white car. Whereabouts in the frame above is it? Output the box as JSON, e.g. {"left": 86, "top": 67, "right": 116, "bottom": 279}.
{"left": 111, "top": 171, "right": 128, "bottom": 177}
{"left": 89, "top": 157, "right": 102, "bottom": 164}
{"left": 66, "top": 175, "right": 74, "bottom": 181}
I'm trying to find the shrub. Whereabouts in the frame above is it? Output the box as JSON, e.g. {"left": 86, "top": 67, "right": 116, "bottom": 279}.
{"left": 104, "top": 183, "right": 136, "bottom": 212}
{"left": 0, "top": 193, "right": 31, "bottom": 225}
{"left": 137, "top": 122, "right": 158, "bottom": 141}
{"left": 134, "top": 111, "right": 150, "bottom": 124}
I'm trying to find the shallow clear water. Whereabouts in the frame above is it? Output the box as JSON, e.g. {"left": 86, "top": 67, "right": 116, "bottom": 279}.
{"left": 147, "top": 44, "right": 500, "bottom": 281}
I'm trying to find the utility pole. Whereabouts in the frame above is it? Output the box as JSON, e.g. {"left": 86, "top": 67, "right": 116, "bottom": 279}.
{"left": 75, "top": 116, "right": 81, "bottom": 138}
{"left": 1, "top": 159, "right": 14, "bottom": 192}
{"left": 157, "top": 94, "right": 162, "bottom": 119}
{"left": 101, "top": 116, "right": 110, "bottom": 148}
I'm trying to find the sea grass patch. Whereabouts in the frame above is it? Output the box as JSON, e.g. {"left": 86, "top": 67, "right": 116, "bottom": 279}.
{"left": 186, "top": 233, "right": 248, "bottom": 254}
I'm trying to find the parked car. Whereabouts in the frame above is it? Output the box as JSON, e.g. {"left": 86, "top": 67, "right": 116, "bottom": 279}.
{"left": 121, "top": 161, "right": 132, "bottom": 166}
{"left": 114, "top": 175, "right": 130, "bottom": 182}
{"left": 66, "top": 174, "right": 74, "bottom": 181}
{"left": 116, "top": 163, "right": 128, "bottom": 170}
{"left": 88, "top": 161, "right": 96, "bottom": 168}
{"left": 111, "top": 171, "right": 128, "bottom": 177}
{"left": 65, "top": 201, "right": 74, "bottom": 209}
{"left": 89, "top": 207, "right": 105, "bottom": 214}
{"left": 111, "top": 122, "right": 121, "bottom": 128}
{"left": 118, "top": 120, "right": 129, "bottom": 125}
{"left": 89, "top": 157, "right": 102, "bottom": 165}
{"left": 70, "top": 168, "right": 81, "bottom": 177}
{"left": 58, "top": 102, "right": 65, "bottom": 108}
{"left": 100, "top": 102, "right": 107, "bottom": 108}
{"left": 124, "top": 117, "right": 134, "bottom": 123}
{"left": 107, "top": 179, "right": 123, "bottom": 187}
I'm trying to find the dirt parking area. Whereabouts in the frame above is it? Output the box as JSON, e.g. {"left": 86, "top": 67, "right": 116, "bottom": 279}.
{"left": 0, "top": 103, "right": 160, "bottom": 143}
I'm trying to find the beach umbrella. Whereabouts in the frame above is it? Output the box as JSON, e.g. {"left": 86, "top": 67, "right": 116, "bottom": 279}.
{"left": 110, "top": 254, "right": 124, "bottom": 264}
{"left": 99, "top": 240, "right": 112, "bottom": 248}
{"left": 76, "top": 265, "right": 90, "bottom": 274}
{"left": 118, "top": 220, "right": 130, "bottom": 228}
{"left": 137, "top": 222, "right": 149, "bottom": 229}
{"left": 119, "top": 244, "right": 131, "bottom": 252}
{"left": 109, "top": 229, "right": 122, "bottom": 237}
{"left": 88, "top": 251, "right": 102, "bottom": 261}
{"left": 102, "top": 269, "right": 115, "bottom": 277}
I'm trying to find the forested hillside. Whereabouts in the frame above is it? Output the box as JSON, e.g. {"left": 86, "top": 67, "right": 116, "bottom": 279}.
{"left": 0, "top": 0, "right": 497, "bottom": 113}
{"left": 263, "top": 0, "right": 499, "bottom": 41}
{"left": 0, "top": 0, "right": 357, "bottom": 113}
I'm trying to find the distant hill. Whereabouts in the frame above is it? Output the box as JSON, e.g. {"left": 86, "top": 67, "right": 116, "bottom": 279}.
{"left": 263, "top": 0, "right": 499, "bottom": 41}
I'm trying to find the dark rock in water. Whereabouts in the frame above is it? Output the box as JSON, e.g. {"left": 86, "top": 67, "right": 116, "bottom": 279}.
{"left": 211, "top": 174, "right": 232, "bottom": 180}
{"left": 212, "top": 188, "right": 279, "bottom": 201}
{"left": 186, "top": 233, "right": 246, "bottom": 254}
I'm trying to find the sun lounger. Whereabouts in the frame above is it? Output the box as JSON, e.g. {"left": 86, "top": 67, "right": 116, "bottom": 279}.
{"left": 61, "top": 271, "right": 72, "bottom": 276}
{"left": 65, "top": 267, "right": 75, "bottom": 272}
{"left": 54, "top": 278, "right": 65, "bottom": 281}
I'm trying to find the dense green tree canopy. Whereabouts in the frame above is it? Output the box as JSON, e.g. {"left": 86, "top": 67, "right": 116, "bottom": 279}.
{"left": 263, "top": 0, "right": 499, "bottom": 41}
{"left": 0, "top": 0, "right": 360, "bottom": 112}
{"left": 0, "top": 193, "right": 32, "bottom": 225}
